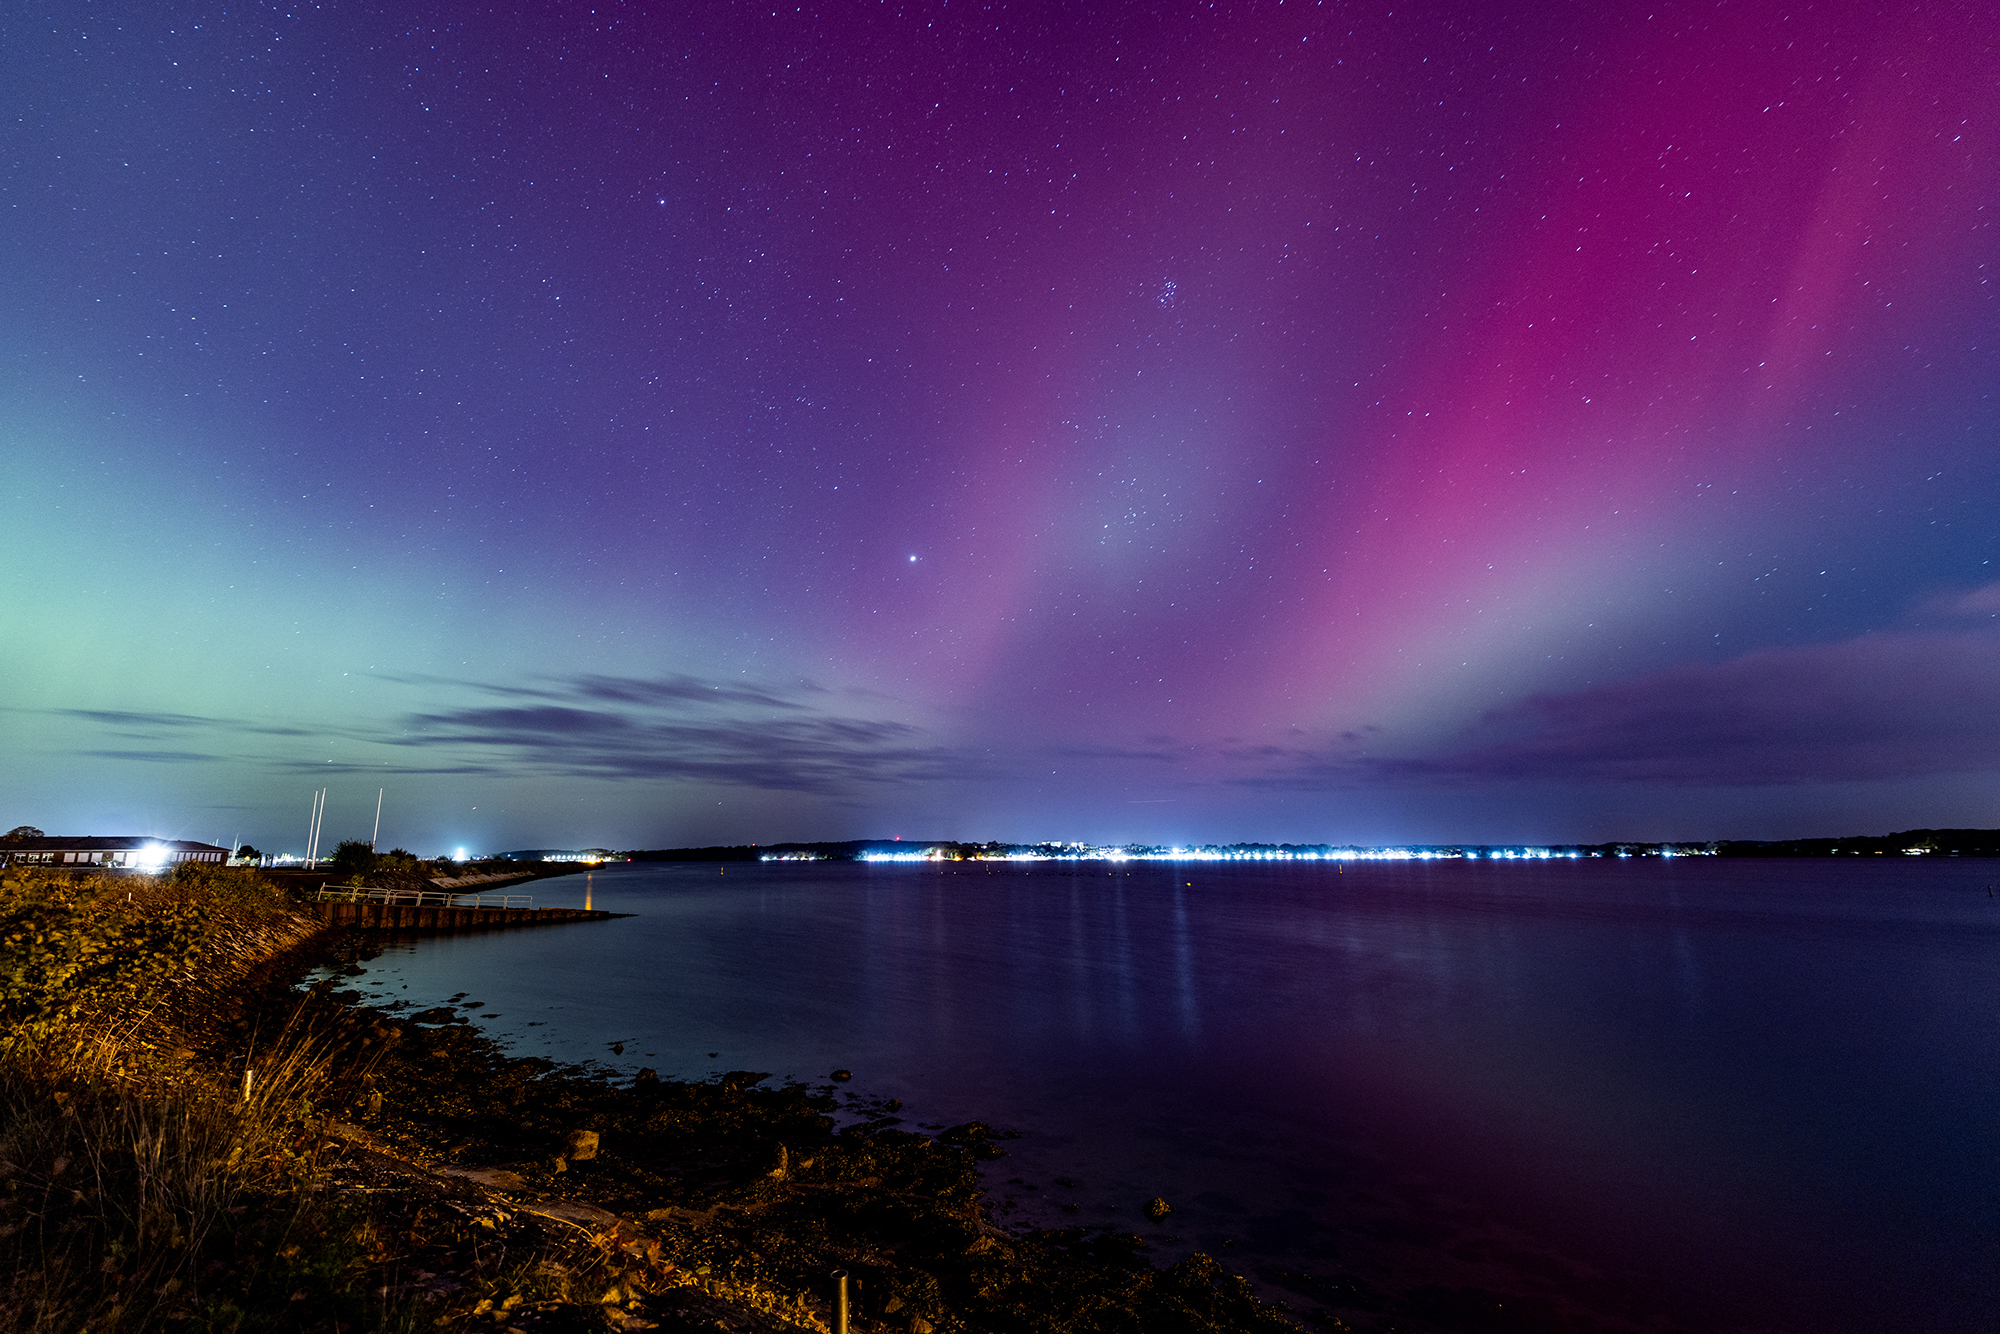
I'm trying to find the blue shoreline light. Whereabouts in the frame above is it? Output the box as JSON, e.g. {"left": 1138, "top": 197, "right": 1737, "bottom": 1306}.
{"left": 831, "top": 844, "right": 1660, "bottom": 865}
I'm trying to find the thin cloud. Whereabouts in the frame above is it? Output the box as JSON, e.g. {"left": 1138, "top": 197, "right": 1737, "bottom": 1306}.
{"left": 59, "top": 708, "right": 214, "bottom": 729}
{"left": 390, "top": 707, "right": 958, "bottom": 794}
{"left": 1412, "top": 630, "right": 2000, "bottom": 787}
{"left": 272, "top": 760, "right": 504, "bottom": 776}
{"left": 1236, "top": 629, "right": 2000, "bottom": 791}
{"left": 369, "top": 672, "right": 568, "bottom": 700}
{"left": 373, "top": 670, "right": 821, "bottom": 711}
{"left": 405, "top": 706, "right": 633, "bottom": 738}
{"left": 1918, "top": 579, "right": 2000, "bottom": 621}
{"left": 40, "top": 670, "right": 961, "bottom": 795}
{"left": 57, "top": 708, "right": 311, "bottom": 737}
{"left": 568, "top": 673, "right": 808, "bottom": 710}
{"left": 1054, "top": 742, "right": 1187, "bottom": 764}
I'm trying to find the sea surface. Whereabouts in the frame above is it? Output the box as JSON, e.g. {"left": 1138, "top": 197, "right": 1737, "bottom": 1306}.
{"left": 328, "top": 858, "right": 2000, "bottom": 1332}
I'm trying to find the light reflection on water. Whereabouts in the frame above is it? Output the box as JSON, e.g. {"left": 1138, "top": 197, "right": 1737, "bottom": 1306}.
{"left": 336, "top": 859, "right": 2000, "bottom": 1333}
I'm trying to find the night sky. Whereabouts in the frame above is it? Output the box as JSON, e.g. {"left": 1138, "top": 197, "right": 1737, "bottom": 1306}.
{"left": 5, "top": 0, "right": 1996, "bottom": 855}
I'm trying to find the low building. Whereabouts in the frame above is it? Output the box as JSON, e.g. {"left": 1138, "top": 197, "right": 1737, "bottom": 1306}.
{"left": 1, "top": 837, "right": 231, "bottom": 871}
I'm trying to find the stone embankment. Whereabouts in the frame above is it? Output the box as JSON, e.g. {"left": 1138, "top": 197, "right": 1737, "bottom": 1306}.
{"left": 312, "top": 899, "right": 625, "bottom": 931}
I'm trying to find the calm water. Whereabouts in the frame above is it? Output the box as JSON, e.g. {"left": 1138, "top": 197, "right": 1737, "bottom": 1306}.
{"left": 331, "top": 859, "right": 2000, "bottom": 1332}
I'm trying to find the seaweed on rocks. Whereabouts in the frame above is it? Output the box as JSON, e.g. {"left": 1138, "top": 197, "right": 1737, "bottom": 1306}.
{"left": 263, "top": 954, "right": 1302, "bottom": 1334}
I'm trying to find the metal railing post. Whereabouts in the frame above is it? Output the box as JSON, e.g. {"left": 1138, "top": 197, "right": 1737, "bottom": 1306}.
{"left": 830, "top": 1270, "right": 849, "bottom": 1334}
{"left": 311, "top": 884, "right": 534, "bottom": 911}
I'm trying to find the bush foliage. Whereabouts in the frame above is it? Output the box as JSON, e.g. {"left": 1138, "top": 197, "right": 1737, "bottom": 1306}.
{"left": 0, "top": 865, "right": 304, "bottom": 1045}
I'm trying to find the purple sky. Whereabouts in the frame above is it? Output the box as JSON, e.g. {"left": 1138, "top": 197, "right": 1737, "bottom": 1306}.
{"left": 4, "top": 0, "right": 1996, "bottom": 854}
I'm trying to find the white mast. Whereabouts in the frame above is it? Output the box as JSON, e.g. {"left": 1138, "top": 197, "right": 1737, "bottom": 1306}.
{"left": 372, "top": 788, "right": 383, "bottom": 851}
{"left": 308, "top": 788, "right": 326, "bottom": 865}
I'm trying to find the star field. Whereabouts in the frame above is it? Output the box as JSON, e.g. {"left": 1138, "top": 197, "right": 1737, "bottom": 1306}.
{"left": 3, "top": 0, "right": 1996, "bottom": 851}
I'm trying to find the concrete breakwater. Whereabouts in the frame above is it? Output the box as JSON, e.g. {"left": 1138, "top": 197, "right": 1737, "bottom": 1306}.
{"left": 312, "top": 898, "right": 626, "bottom": 932}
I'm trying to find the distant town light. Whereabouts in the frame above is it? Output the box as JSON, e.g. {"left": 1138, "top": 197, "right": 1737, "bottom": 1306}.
{"left": 844, "top": 843, "right": 1707, "bottom": 865}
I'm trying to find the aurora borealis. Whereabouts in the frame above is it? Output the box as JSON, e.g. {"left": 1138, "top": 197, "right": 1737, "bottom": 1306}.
{"left": 3, "top": 0, "right": 1996, "bottom": 854}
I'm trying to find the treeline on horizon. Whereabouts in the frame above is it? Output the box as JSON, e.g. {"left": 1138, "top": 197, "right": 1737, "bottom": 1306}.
{"left": 1712, "top": 827, "right": 2000, "bottom": 857}
{"left": 621, "top": 828, "right": 2000, "bottom": 862}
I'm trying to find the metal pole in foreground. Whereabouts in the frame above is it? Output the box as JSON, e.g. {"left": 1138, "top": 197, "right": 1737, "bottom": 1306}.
{"left": 830, "top": 1270, "right": 849, "bottom": 1334}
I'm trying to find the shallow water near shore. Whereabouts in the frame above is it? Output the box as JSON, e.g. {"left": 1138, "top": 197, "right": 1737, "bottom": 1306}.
{"left": 334, "top": 858, "right": 2000, "bottom": 1332}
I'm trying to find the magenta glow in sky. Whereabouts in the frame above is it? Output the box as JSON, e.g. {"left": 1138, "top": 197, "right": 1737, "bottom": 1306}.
{"left": 3, "top": 0, "right": 1996, "bottom": 853}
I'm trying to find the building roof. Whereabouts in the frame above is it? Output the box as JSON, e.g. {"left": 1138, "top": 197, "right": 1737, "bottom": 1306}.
{"left": 2, "top": 837, "right": 228, "bottom": 853}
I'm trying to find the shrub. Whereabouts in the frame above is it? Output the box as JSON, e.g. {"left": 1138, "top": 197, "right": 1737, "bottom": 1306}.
{"left": 328, "top": 840, "right": 378, "bottom": 880}
{"left": 0, "top": 866, "right": 312, "bottom": 1046}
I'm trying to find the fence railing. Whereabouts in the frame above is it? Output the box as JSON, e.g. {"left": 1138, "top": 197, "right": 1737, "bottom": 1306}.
{"left": 314, "top": 884, "right": 535, "bottom": 910}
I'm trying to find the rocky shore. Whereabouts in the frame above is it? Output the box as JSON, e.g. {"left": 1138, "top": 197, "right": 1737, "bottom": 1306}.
{"left": 265, "top": 945, "right": 1303, "bottom": 1332}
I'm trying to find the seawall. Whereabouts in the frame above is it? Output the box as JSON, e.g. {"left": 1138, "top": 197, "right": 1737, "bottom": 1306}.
{"left": 312, "top": 902, "right": 626, "bottom": 932}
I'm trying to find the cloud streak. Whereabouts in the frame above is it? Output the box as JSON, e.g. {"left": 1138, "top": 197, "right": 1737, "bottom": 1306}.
{"left": 395, "top": 702, "right": 956, "bottom": 794}
{"left": 43, "top": 629, "right": 2000, "bottom": 816}
{"left": 56, "top": 709, "right": 312, "bottom": 738}
{"left": 1241, "top": 628, "right": 2000, "bottom": 791}
{"left": 37, "top": 672, "right": 966, "bottom": 797}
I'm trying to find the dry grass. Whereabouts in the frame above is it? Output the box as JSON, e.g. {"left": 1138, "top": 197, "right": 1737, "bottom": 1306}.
{"left": 1, "top": 1033, "right": 329, "bottom": 1328}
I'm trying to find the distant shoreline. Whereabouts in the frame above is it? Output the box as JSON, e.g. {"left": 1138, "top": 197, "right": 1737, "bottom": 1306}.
{"left": 621, "top": 826, "right": 2000, "bottom": 864}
